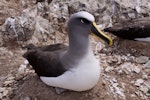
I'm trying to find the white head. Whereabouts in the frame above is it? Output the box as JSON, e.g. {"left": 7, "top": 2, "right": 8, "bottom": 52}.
{"left": 70, "top": 11, "right": 95, "bottom": 22}
{"left": 67, "top": 11, "right": 112, "bottom": 47}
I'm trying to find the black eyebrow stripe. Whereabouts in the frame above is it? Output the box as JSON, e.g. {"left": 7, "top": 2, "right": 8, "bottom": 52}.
{"left": 78, "top": 18, "right": 91, "bottom": 24}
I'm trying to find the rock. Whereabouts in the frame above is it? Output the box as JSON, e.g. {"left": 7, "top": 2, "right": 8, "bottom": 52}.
{"left": 142, "top": 74, "right": 148, "bottom": 80}
{"left": 128, "top": 13, "right": 136, "bottom": 18}
{"left": 133, "top": 67, "right": 141, "bottom": 74}
{"left": 111, "top": 57, "right": 118, "bottom": 63}
{"left": 2, "top": 89, "right": 9, "bottom": 96}
{"left": 8, "top": 51, "right": 14, "bottom": 57}
{"left": 0, "top": 93, "right": 2, "bottom": 99}
{"left": 130, "top": 81, "right": 135, "bottom": 84}
{"left": 119, "top": 62, "right": 132, "bottom": 74}
{"left": 119, "top": 62, "right": 142, "bottom": 74}
{"left": 34, "top": 15, "right": 55, "bottom": 41}
{"left": 135, "top": 79, "right": 144, "bottom": 86}
{"left": 0, "top": 88, "right": 9, "bottom": 99}
{"left": 105, "top": 66, "right": 114, "bottom": 72}
{"left": 106, "top": 56, "right": 117, "bottom": 64}
{"left": 1, "top": 16, "right": 35, "bottom": 45}
{"left": 104, "top": 76, "right": 126, "bottom": 99}
{"left": 27, "top": 36, "right": 40, "bottom": 44}
{"left": 24, "top": 60, "right": 29, "bottom": 65}
{"left": 1, "top": 0, "right": 150, "bottom": 48}
{"left": 3, "top": 80, "right": 14, "bottom": 86}
{"left": 144, "top": 60, "right": 150, "bottom": 68}
{"left": 15, "top": 74, "right": 24, "bottom": 81}
{"left": 0, "top": 87, "right": 6, "bottom": 93}
{"left": 6, "top": 76, "right": 15, "bottom": 81}
{"left": 22, "top": 96, "right": 31, "bottom": 100}
{"left": 18, "top": 64, "right": 27, "bottom": 74}
{"left": 135, "top": 90, "right": 148, "bottom": 99}
{"left": 136, "top": 56, "right": 149, "bottom": 64}
{"left": 139, "top": 86, "right": 148, "bottom": 93}
{"left": 130, "top": 94, "right": 136, "bottom": 97}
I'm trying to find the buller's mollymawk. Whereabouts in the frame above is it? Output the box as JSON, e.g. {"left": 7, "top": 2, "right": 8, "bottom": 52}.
{"left": 104, "top": 17, "right": 150, "bottom": 42}
{"left": 23, "top": 11, "right": 113, "bottom": 93}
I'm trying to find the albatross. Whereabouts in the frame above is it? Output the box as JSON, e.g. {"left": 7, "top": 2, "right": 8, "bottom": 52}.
{"left": 23, "top": 11, "right": 113, "bottom": 94}
{"left": 104, "top": 17, "right": 150, "bottom": 42}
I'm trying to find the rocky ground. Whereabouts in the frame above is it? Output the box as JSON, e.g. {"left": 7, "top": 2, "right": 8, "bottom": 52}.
{"left": 0, "top": 0, "right": 150, "bottom": 100}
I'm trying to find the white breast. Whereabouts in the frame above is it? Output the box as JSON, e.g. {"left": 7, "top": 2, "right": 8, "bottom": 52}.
{"left": 40, "top": 51, "right": 100, "bottom": 91}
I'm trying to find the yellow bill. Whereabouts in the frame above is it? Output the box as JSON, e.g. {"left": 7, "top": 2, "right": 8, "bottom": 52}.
{"left": 91, "top": 22, "right": 113, "bottom": 46}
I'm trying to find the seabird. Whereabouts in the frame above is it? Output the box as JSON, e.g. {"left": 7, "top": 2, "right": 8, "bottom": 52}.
{"left": 104, "top": 17, "right": 150, "bottom": 42}
{"left": 23, "top": 11, "right": 112, "bottom": 93}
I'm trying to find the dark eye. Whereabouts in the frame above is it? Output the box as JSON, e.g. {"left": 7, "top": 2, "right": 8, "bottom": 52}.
{"left": 80, "top": 18, "right": 90, "bottom": 24}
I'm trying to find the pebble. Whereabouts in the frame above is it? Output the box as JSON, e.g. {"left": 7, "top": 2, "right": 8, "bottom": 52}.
{"left": 136, "top": 56, "right": 149, "bottom": 64}
{"left": 0, "top": 87, "right": 6, "bottom": 93}
{"left": 120, "top": 63, "right": 131, "bottom": 74}
{"left": 3, "top": 89, "right": 9, "bottom": 96}
{"left": 23, "top": 96, "right": 31, "bottom": 100}
{"left": 131, "top": 81, "right": 135, "bottom": 84}
{"left": 107, "top": 77, "right": 125, "bottom": 98}
{"left": 105, "top": 66, "right": 114, "bottom": 72}
{"left": 88, "top": 93, "right": 93, "bottom": 96}
{"left": 0, "top": 89, "right": 9, "bottom": 99}
{"left": 133, "top": 67, "right": 141, "bottom": 73}
{"left": 0, "top": 93, "right": 2, "bottom": 99}
{"left": 119, "top": 62, "right": 142, "bottom": 75}
{"left": 6, "top": 76, "right": 15, "bottom": 81}
{"left": 142, "top": 73, "right": 148, "bottom": 79}
{"left": 139, "top": 86, "right": 148, "bottom": 93}
{"left": 24, "top": 60, "right": 29, "bottom": 65}
{"left": 85, "top": 93, "right": 88, "bottom": 97}
{"left": 3, "top": 80, "right": 14, "bottom": 86}
{"left": 15, "top": 74, "right": 24, "bottom": 81}
{"left": 131, "top": 94, "right": 136, "bottom": 97}
{"left": 8, "top": 51, "right": 13, "bottom": 57}
{"left": 144, "top": 60, "right": 150, "bottom": 68}
{"left": 111, "top": 58, "right": 118, "bottom": 63}
{"left": 135, "top": 79, "right": 144, "bottom": 86}
{"left": 18, "top": 64, "right": 27, "bottom": 74}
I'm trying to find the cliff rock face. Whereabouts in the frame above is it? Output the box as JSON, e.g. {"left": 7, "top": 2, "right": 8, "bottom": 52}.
{"left": 0, "top": 0, "right": 150, "bottom": 46}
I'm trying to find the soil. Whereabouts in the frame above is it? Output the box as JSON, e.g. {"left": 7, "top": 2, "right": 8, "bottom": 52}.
{"left": 0, "top": 41, "right": 149, "bottom": 100}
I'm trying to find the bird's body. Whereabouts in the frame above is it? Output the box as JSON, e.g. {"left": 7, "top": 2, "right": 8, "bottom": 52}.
{"left": 24, "top": 35, "right": 100, "bottom": 92}
{"left": 23, "top": 43, "right": 67, "bottom": 77}
{"left": 23, "top": 11, "right": 112, "bottom": 93}
{"left": 104, "top": 17, "right": 150, "bottom": 42}
{"left": 40, "top": 45, "right": 100, "bottom": 91}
